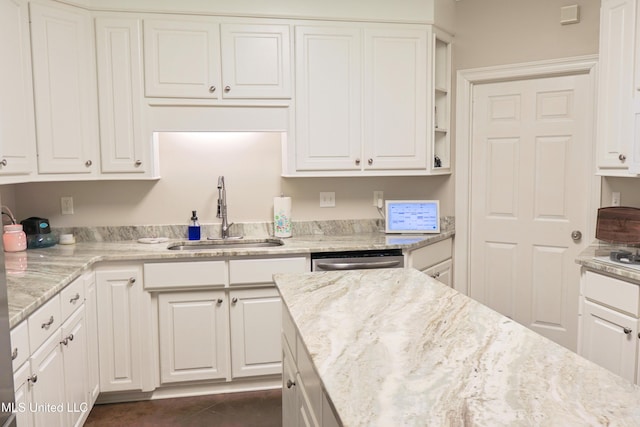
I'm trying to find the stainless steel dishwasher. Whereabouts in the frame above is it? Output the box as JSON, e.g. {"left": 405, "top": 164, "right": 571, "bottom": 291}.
{"left": 311, "top": 249, "right": 404, "bottom": 271}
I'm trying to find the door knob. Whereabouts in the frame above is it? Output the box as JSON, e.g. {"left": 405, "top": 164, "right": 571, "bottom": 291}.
{"left": 571, "top": 230, "right": 582, "bottom": 241}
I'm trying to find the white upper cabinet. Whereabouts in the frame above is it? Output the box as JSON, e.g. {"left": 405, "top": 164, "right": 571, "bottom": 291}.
{"left": 95, "top": 16, "right": 149, "bottom": 175}
{"left": 143, "top": 18, "right": 291, "bottom": 101}
{"left": 0, "top": 0, "right": 37, "bottom": 179}
{"left": 597, "top": 0, "right": 639, "bottom": 175}
{"left": 287, "top": 22, "right": 448, "bottom": 177}
{"left": 363, "top": 27, "right": 428, "bottom": 171}
{"left": 294, "top": 26, "right": 362, "bottom": 171}
{"left": 220, "top": 23, "right": 291, "bottom": 99}
{"left": 30, "top": 1, "right": 99, "bottom": 175}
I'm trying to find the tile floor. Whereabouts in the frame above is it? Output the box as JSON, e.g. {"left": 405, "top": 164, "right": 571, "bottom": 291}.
{"left": 84, "top": 389, "right": 282, "bottom": 427}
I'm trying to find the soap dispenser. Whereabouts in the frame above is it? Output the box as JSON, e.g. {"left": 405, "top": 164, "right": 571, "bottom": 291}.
{"left": 188, "top": 210, "right": 201, "bottom": 241}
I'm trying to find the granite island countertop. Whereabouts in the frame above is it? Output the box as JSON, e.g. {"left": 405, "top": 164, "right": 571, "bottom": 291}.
{"left": 6, "top": 230, "right": 453, "bottom": 328}
{"left": 274, "top": 268, "right": 640, "bottom": 426}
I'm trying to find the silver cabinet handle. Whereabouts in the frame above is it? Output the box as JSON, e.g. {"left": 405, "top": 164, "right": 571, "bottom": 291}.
{"left": 286, "top": 379, "right": 296, "bottom": 389}
{"left": 28, "top": 374, "right": 38, "bottom": 384}
{"left": 316, "top": 260, "right": 401, "bottom": 271}
{"left": 217, "top": 299, "right": 223, "bottom": 304}
{"left": 134, "top": 160, "right": 142, "bottom": 167}
{"left": 431, "top": 272, "right": 441, "bottom": 279}
{"left": 61, "top": 333, "right": 75, "bottom": 346}
{"left": 11, "top": 348, "right": 18, "bottom": 360}
{"left": 571, "top": 230, "right": 582, "bottom": 241}
{"left": 85, "top": 160, "right": 92, "bottom": 167}
{"left": 70, "top": 293, "right": 80, "bottom": 303}
{"left": 128, "top": 277, "right": 136, "bottom": 285}
{"left": 367, "top": 158, "right": 373, "bottom": 165}
{"left": 41, "top": 316, "right": 54, "bottom": 329}
{"left": 355, "top": 158, "right": 360, "bottom": 166}
{"left": 0, "top": 159, "right": 7, "bottom": 167}
{"left": 619, "top": 154, "right": 627, "bottom": 162}
{"left": 224, "top": 86, "right": 231, "bottom": 92}
{"left": 232, "top": 297, "right": 238, "bottom": 304}
{"left": 67, "top": 333, "right": 74, "bottom": 342}
{"left": 209, "top": 86, "right": 216, "bottom": 93}
{"left": 624, "top": 327, "right": 632, "bottom": 335}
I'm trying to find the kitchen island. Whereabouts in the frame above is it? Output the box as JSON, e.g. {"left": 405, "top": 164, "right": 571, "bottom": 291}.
{"left": 274, "top": 268, "right": 640, "bottom": 426}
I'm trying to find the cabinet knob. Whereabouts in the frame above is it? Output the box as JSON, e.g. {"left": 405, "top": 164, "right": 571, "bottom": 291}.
{"left": 286, "top": 379, "right": 296, "bottom": 389}
{"left": 232, "top": 297, "right": 238, "bottom": 304}
{"left": 70, "top": 293, "right": 80, "bottom": 303}
{"left": 431, "top": 272, "right": 440, "bottom": 278}
{"left": 217, "top": 299, "right": 223, "bottom": 304}
{"left": 355, "top": 158, "right": 361, "bottom": 166}
{"left": 28, "top": 374, "right": 38, "bottom": 384}
{"left": 619, "top": 154, "right": 627, "bottom": 162}
{"left": 0, "top": 159, "right": 7, "bottom": 167}
{"left": 134, "top": 160, "right": 142, "bottom": 167}
{"left": 11, "top": 348, "right": 18, "bottom": 361}
{"left": 209, "top": 86, "right": 216, "bottom": 93}
{"left": 624, "top": 327, "right": 632, "bottom": 335}
{"left": 128, "top": 277, "right": 136, "bottom": 285}
{"left": 368, "top": 158, "right": 373, "bottom": 165}
{"left": 85, "top": 160, "right": 93, "bottom": 167}
{"left": 224, "top": 86, "right": 231, "bottom": 93}
{"left": 41, "top": 316, "right": 54, "bottom": 329}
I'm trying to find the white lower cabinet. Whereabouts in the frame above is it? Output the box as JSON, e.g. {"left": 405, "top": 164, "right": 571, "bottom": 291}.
{"left": 29, "top": 331, "right": 66, "bottom": 426}
{"left": 407, "top": 238, "right": 453, "bottom": 286}
{"left": 423, "top": 259, "right": 453, "bottom": 287}
{"left": 84, "top": 272, "right": 100, "bottom": 405}
{"left": 13, "top": 361, "right": 33, "bottom": 427}
{"left": 96, "top": 264, "right": 152, "bottom": 392}
{"left": 579, "top": 270, "right": 640, "bottom": 383}
{"left": 230, "top": 287, "right": 282, "bottom": 378}
{"left": 158, "top": 290, "right": 229, "bottom": 383}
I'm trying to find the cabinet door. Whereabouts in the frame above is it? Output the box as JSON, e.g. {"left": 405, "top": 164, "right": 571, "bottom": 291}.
{"left": 95, "top": 16, "right": 147, "bottom": 174}
{"left": 61, "top": 306, "right": 88, "bottom": 427}
{"left": 363, "top": 28, "right": 428, "bottom": 171}
{"left": 158, "top": 290, "right": 229, "bottom": 383}
{"left": 294, "top": 26, "right": 362, "bottom": 171}
{"left": 13, "top": 362, "right": 33, "bottom": 427}
{"left": 282, "top": 343, "right": 297, "bottom": 427}
{"left": 0, "top": 0, "right": 36, "bottom": 177}
{"left": 597, "top": 0, "right": 636, "bottom": 173}
{"left": 30, "top": 1, "right": 98, "bottom": 175}
{"left": 229, "top": 288, "right": 282, "bottom": 378}
{"left": 30, "top": 331, "right": 66, "bottom": 427}
{"left": 143, "top": 18, "right": 221, "bottom": 98}
{"left": 423, "top": 259, "right": 453, "bottom": 287}
{"left": 96, "top": 267, "right": 142, "bottom": 392}
{"left": 84, "top": 273, "right": 100, "bottom": 405}
{"left": 220, "top": 23, "right": 291, "bottom": 99}
{"left": 581, "top": 299, "right": 638, "bottom": 382}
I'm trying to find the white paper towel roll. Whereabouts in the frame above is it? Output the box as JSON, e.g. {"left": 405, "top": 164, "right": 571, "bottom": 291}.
{"left": 274, "top": 196, "right": 292, "bottom": 238}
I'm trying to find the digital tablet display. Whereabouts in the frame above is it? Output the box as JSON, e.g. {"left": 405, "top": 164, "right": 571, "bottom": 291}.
{"left": 385, "top": 200, "right": 440, "bottom": 234}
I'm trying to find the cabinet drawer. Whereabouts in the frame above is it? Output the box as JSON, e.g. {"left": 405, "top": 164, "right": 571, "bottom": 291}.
{"left": 28, "top": 294, "right": 61, "bottom": 351}
{"left": 10, "top": 321, "right": 29, "bottom": 372}
{"left": 409, "top": 238, "right": 452, "bottom": 271}
{"left": 584, "top": 271, "right": 640, "bottom": 316}
{"left": 229, "top": 257, "right": 308, "bottom": 285}
{"left": 60, "top": 276, "right": 85, "bottom": 320}
{"left": 144, "top": 260, "right": 227, "bottom": 289}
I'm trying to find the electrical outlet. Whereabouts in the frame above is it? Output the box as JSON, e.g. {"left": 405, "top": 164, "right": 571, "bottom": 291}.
{"left": 319, "top": 192, "right": 335, "bottom": 208}
{"left": 612, "top": 192, "right": 621, "bottom": 207}
{"left": 373, "top": 191, "right": 384, "bottom": 207}
{"left": 61, "top": 196, "right": 74, "bottom": 215}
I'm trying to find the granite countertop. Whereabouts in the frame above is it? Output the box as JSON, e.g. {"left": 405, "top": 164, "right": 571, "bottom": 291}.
{"left": 5, "top": 229, "right": 454, "bottom": 328}
{"left": 576, "top": 242, "right": 640, "bottom": 283}
{"left": 274, "top": 268, "right": 640, "bottom": 426}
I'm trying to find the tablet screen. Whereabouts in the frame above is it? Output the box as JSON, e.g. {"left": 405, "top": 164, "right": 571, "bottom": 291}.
{"left": 385, "top": 200, "right": 440, "bottom": 234}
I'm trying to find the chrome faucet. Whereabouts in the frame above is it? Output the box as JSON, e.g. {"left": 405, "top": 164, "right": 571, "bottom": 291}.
{"left": 216, "top": 176, "right": 238, "bottom": 239}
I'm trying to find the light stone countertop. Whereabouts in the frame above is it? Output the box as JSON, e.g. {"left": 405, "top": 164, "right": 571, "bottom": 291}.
{"left": 5, "top": 230, "right": 454, "bottom": 328}
{"left": 575, "top": 242, "right": 640, "bottom": 283}
{"left": 274, "top": 268, "right": 640, "bottom": 426}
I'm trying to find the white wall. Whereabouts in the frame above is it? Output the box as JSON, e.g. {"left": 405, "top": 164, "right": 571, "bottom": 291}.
{"left": 7, "top": 133, "right": 450, "bottom": 227}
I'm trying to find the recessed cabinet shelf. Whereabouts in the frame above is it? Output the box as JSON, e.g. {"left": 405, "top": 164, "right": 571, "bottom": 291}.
{"left": 431, "top": 30, "right": 452, "bottom": 174}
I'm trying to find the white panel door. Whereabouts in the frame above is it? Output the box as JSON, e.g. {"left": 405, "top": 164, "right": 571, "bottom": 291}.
{"left": 143, "top": 18, "right": 221, "bottom": 98}
{"left": 0, "top": 0, "right": 36, "bottom": 177}
{"left": 229, "top": 288, "right": 282, "bottom": 378}
{"left": 295, "top": 26, "right": 362, "bottom": 171}
{"left": 95, "top": 16, "right": 146, "bottom": 174}
{"left": 363, "top": 28, "right": 428, "bottom": 171}
{"left": 220, "top": 23, "right": 291, "bottom": 99}
{"left": 582, "top": 300, "right": 638, "bottom": 382}
{"left": 30, "top": 1, "right": 98, "bottom": 174}
{"left": 158, "top": 290, "right": 229, "bottom": 383}
{"left": 470, "top": 74, "right": 591, "bottom": 351}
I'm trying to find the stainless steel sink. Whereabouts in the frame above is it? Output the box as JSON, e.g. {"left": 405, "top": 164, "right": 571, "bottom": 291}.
{"left": 167, "top": 238, "right": 284, "bottom": 250}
